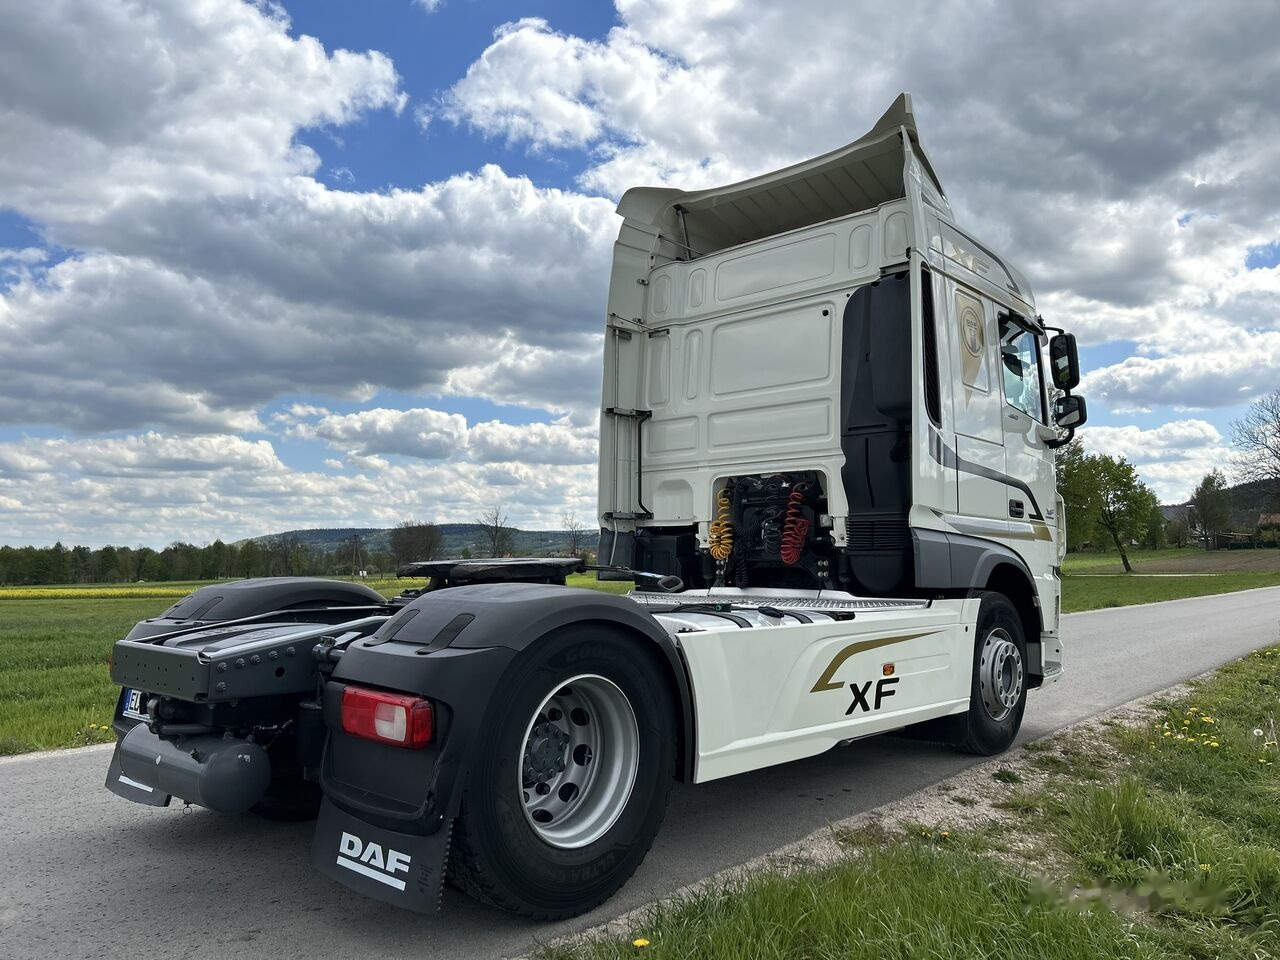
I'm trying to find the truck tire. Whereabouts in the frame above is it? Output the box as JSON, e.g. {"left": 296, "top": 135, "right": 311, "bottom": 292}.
{"left": 949, "top": 592, "right": 1027, "bottom": 756}
{"left": 448, "top": 624, "right": 677, "bottom": 919}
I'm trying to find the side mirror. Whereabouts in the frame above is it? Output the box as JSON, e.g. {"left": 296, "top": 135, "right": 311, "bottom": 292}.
{"left": 1048, "top": 333, "right": 1080, "bottom": 391}
{"left": 1053, "top": 394, "right": 1087, "bottom": 429}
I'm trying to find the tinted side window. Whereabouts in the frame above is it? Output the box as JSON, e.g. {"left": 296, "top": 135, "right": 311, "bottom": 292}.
{"left": 998, "top": 316, "right": 1045, "bottom": 422}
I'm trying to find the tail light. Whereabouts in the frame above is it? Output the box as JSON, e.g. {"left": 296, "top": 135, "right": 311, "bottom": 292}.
{"left": 341, "top": 686, "right": 433, "bottom": 748}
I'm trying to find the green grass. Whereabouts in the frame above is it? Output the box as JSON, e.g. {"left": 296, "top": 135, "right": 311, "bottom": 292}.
{"left": 1062, "top": 547, "right": 1203, "bottom": 573}
{"left": 0, "top": 575, "right": 635, "bottom": 754}
{"left": 540, "top": 842, "right": 1192, "bottom": 960}
{"left": 1034, "top": 647, "right": 1280, "bottom": 946}
{"left": 1060, "top": 545, "right": 1280, "bottom": 612}
{"left": 542, "top": 646, "right": 1280, "bottom": 960}
{"left": 0, "top": 598, "right": 165, "bottom": 754}
{"left": 1062, "top": 571, "right": 1280, "bottom": 613}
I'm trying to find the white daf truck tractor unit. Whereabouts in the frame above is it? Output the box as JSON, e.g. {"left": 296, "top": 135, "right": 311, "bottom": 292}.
{"left": 104, "top": 94, "right": 1087, "bottom": 919}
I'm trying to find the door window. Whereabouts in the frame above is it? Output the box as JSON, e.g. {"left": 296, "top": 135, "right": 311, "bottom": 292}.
{"left": 998, "top": 316, "right": 1046, "bottom": 422}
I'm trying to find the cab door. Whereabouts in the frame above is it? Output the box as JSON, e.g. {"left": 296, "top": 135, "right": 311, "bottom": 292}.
{"left": 997, "top": 315, "right": 1056, "bottom": 548}
{"left": 945, "top": 280, "right": 1009, "bottom": 533}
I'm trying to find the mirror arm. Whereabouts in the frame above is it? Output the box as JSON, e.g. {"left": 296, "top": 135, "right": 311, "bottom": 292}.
{"left": 1044, "top": 426, "right": 1075, "bottom": 449}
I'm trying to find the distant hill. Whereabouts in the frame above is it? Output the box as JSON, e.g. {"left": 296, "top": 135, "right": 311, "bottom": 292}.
{"left": 237, "top": 523, "right": 599, "bottom": 558}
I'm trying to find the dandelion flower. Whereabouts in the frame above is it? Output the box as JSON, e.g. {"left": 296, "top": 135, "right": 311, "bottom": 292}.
{"left": 1210, "top": 741, "right": 1220, "bottom": 748}
{"left": 633, "top": 938, "right": 651, "bottom": 948}
{"left": 941, "top": 830, "right": 950, "bottom": 837}
{"left": 1199, "top": 863, "right": 1211, "bottom": 872}
{"left": 1163, "top": 731, "right": 1173, "bottom": 738}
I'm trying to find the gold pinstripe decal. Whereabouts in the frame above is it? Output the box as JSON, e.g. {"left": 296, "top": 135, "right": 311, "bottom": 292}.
{"left": 810, "top": 631, "right": 941, "bottom": 693}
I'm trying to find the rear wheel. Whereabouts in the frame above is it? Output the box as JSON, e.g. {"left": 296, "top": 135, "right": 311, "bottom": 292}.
{"left": 448, "top": 625, "right": 676, "bottom": 919}
{"left": 950, "top": 592, "right": 1027, "bottom": 755}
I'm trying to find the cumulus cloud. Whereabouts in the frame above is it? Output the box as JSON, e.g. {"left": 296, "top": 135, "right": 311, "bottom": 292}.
{"left": 298, "top": 408, "right": 469, "bottom": 460}
{"left": 0, "top": 170, "right": 614, "bottom": 433}
{"left": 1080, "top": 420, "right": 1234, "bottom": 503}
{"left": 0, "top": 0, "right": 405, "bottom": 223}
{"left": 1081, "top": 333, "right": 1280, "bottom": 413}
{"left": 0, "top": 432, "right": 597, "bottom": 547}
{"left": 288, "top": 406, "right": 598, "bottom": 464}
{"left": 0, "top": 2, "right": 617, "bottom": 435}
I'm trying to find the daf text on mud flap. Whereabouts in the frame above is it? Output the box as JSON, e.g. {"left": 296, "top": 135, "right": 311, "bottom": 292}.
{"left": 336, "top": 832, "right": 412, "bottom": 891}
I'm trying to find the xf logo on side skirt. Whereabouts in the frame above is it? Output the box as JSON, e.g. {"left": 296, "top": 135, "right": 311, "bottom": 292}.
{"left": 337, "top": 831, "right": 412, "bottom": 891}
{"left": 846, "top": 677, "right": 899, "bottom": 715}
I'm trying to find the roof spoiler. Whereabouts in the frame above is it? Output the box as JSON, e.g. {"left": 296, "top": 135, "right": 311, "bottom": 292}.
{"left": 617, "top": 93, "right": 947, "bottom": 259}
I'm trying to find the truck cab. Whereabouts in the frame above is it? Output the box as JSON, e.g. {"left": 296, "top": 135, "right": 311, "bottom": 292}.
{"left": 597, "top": 92, "right": 1084, "bottom": 687}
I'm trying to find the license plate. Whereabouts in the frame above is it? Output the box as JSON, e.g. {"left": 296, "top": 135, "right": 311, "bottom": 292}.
{"left": 122, "top": 688, "right": 147, "bottom": 721}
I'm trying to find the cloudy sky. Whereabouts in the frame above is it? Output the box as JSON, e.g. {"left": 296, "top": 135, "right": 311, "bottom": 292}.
{"left": 1, "top": 0, "right": 1277, "bottom": 548}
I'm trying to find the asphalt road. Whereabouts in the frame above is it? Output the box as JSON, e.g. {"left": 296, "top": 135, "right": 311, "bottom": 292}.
{"left": 4, "top": 586, "right": 1279, "bottom": 960}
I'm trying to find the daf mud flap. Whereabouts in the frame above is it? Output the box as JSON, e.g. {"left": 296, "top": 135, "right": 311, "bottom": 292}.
{"left": 311, "top": 797, "right": 453, "bottom": 913}
{"left": 105, "top": 744, "right": 172, "bottom": 807}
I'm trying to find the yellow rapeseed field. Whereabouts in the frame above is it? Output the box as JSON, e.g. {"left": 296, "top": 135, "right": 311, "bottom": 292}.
{"left": 0, "top": 587, "right": 195, "bottom": 600}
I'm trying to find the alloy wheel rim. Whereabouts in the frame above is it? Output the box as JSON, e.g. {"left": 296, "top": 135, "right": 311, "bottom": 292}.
{"left": 517, "top": 673, "right": 639, "bottom": 849}
{"left": 978, "top": 627, "right": 1024, "bottom": 722}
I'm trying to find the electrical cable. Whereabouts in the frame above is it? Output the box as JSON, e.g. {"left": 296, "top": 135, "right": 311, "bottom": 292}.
{"left": 709, "top": 483, "right": 735, "bottom": 561}
{"left": 780, "top": 482, "right": 811, "bottom": 565}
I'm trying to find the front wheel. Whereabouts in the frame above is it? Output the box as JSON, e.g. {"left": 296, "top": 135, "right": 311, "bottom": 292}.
{"left": 448, "top": 625, "right": 677, "bottom": 919}
{"left": 950, "top": 592, "right": 1027, "bottom": 755}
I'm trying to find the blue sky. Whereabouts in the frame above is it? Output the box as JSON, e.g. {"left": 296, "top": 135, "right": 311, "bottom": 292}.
{"left": 0, "top": 0, "right": 1277, "bottom": 547}
{"left": 287, "top": 1, "right": 620, "bottom": 194}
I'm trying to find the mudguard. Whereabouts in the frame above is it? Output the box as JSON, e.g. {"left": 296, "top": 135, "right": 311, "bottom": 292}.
{"left": 312, "top": 797, "right": 453, "bottom": 913}
{"left": 312, "top": 582, "right": 695, "bottom": 911}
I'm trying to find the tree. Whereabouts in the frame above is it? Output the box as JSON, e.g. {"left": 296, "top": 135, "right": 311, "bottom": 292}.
{"left": 48, "top": 541, "right": 69, "bottom": 583}
{"left": 1054, "top": 440, "right": 1096, "bottom": 550}
{"left": 237, "top": 539, "right": 263, "bottom": 578}
{"left": 1144, "top": 503, "right": 1166, "bottom": 550}
{"left": 1232, "top": 389, "right": 1280, "bottom": 506}
{"left": 561, "top": 511, "right": 587, "bottom": 557}
{"left": 1056, "top": 442, "right": 1158, "bottom": 569}
{"left": 390, "top": 520, "right": 443, "bottom": 569}
{"left": 476, "top": 506, "right": 514, "bottom": 558}
{"left": 1166, "top": 517, "right": 1191, "bottom": 548}
{"left": 1093, "top": 457, "right": 1157, "bottom": 573}
{"left": 1188, "top": 470, "right": 1233, "bottom": 549}
{"left": 139, "top": 550, "right": 165, "bottom": 581}
{"left": 97, "top": 545, "right": 120, "bottom": 583}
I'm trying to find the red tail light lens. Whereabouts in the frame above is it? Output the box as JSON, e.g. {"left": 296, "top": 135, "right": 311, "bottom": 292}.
{"left": 341, "top": 686, "right": 433, "bottom": 748}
